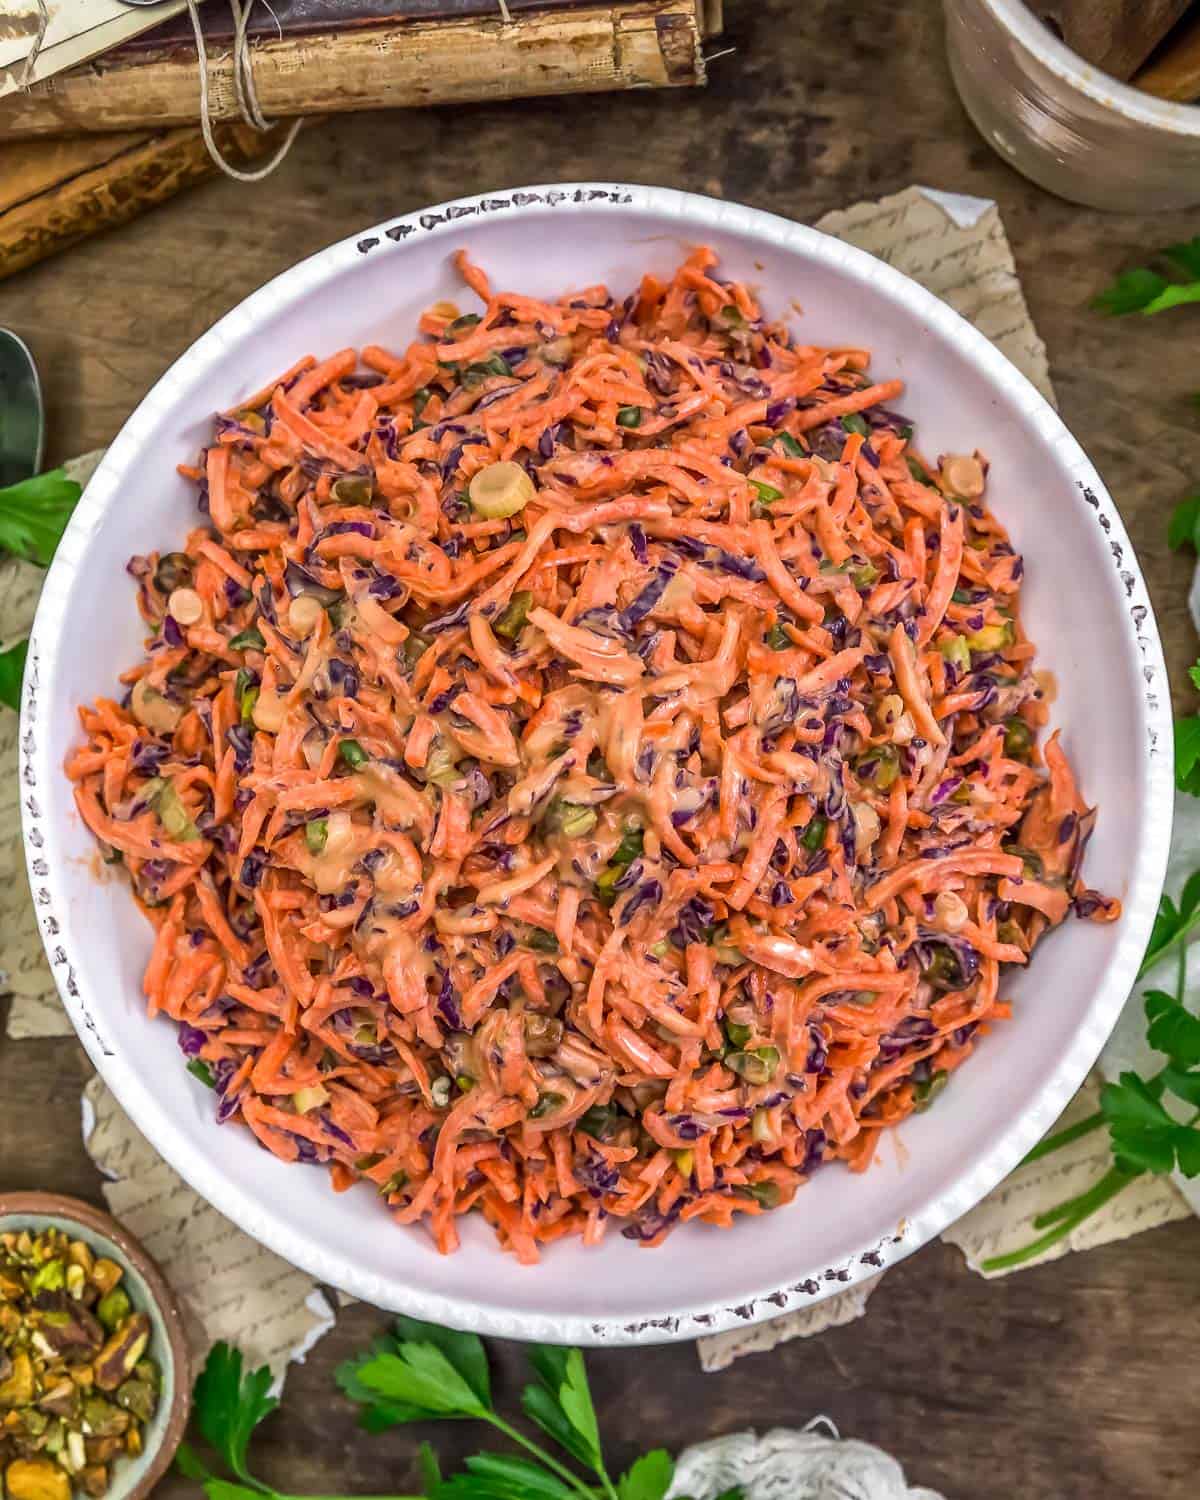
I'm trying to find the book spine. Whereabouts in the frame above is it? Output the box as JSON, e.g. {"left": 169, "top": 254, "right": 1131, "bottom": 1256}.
{"left": 0, "top": 1, "right": 705, "bottom": 141}
{"left": 0, "top": 124, "right": 293, "bottom": 280}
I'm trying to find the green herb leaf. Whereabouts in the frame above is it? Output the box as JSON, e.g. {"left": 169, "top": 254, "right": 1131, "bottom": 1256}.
{"left": 519, "top": 1383, "right": 595, "bottom": 1471}
{"left": 1167, "top": 494, "right": 1200, "bottom": 552}
{"left": 175, "top": 1440, "right": 214, "bottom": 1482}
{"left": 1100, "top": 1071, "right": 1200, "bottom": 1178}
{"left": 192, "top": 1342, "right": 278, "bottom": 1488}
{"left": 0, "top": 468, "right": 83, "bottom": 566}
{"left": 419, "top": 1441, "right": 443, "bottom": 1497}
{"left": 1091, "top": 267, "right": 1170, "bottom": 315}
{"left": 1145, "top": 282, "right": 1200, "bottom": 315}
{"left": 1145, "top": 988, "right": 1200, "bottom": 1066}
{"left": 616, "top": 406, "right": 643, "bottom": 429}
{"left": 1174, "top": 716, "right": 1200, "bottom": 796}
{"left": 0, "top": 637, "right": 28, "bottom": 712}
{"left": 617, "top": 1450, "right": 674, "bottom": 1500}
{"left": 1161, "top": 1066, "right": 1200, "bottom": 1108}
{"left": 341, "top": 1319, "right": 492, "bottom": 1424}
{"left": 1166, "top": 236, "right": 1200, "bottom": 280}
{"left": 436, "top": 1453, "right": 577, "bottom": 1499}
{"left": 524, "top": 1347, "right": 601, "bottom": 1471}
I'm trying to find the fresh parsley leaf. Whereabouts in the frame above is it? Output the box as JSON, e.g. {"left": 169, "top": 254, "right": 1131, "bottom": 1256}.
{"left": 617, "top": 1450, "right": 674, "bottom": 1500}
{"left": 1101, "top": 1071, "right": 1200, "bottom": 1178}
{"left": 347, "top": 1342, "right": 489, "bottom": 1419}
{"left": 1174, "top": 716, "right": 1200, "bottom": 796}
{"left": 1092, "top": 267, "right": 1168, "bottom": 315}
{"left": 1167, "top": 236, "right": 1200, "bottom": 280}
{"left": 175, "top": 1440, "right": 214, "bottom": 1482}
{"left": 1167, "top": 494, "right": 1200, "bottom": 552}
{"left": 523, "top": 1346, "right": 601, "bottom": 1471}
{"left": 519, "top": 1384, "right": 595, "bottom": 1471}
{"left": 1191, "top": 664, "right": 1200, "bottom": 694}
{"left": 0, "top": 637, "right": 27, "bottom": 712}
{"left": 1146, "top": 283, "right": 1200, "bottom": 315}
{"left": 192, "top": 1342, "right": 278, "bottom": 1489}
{"left": 1093, "top": 240, "right": 1200, "bottom": 317}
{"left": 394, "top": 1317, "right": 493, "bottom": 1411}
{"left": 1161, "top": 1065, "right": 1200, "bottom": 1108}
{"left": 338, "top": 1321, "right": 491, "bottom": 1429}
{"left": 419, "top": 1442, "right": 443, "bottom": 1497}
{"left": 1145, "top": 988, "right": 1200, "bottom": 1066}
{"left": 435, "top": 1454, "right": 576, "bottom": 1499}
{"left": 0, "top": 468, "right": 82, "bottom": 566}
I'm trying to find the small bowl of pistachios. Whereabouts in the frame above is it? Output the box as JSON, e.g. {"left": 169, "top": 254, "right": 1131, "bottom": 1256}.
{"left": 0, "top": 1193, "right": 190, "bottom": 1500}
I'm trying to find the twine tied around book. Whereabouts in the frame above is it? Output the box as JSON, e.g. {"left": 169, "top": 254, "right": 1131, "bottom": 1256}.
{"left": 186, "top": 0, "right": 515, "bottom": 182}
{"left": 16, "top": 0, "right": 517, "bottom": 183}
{"left": 185, "top": 0, "right": 303, "bottom": 182}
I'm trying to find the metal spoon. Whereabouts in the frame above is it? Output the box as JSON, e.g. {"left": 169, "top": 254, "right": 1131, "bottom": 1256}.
{"left": 0, "top": 328, "right": 43, "bottom": 488}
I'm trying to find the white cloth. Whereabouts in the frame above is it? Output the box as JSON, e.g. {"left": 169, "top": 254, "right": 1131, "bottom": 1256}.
{"left": 668, "top": 1424, "right": 943, "bottom": 1500}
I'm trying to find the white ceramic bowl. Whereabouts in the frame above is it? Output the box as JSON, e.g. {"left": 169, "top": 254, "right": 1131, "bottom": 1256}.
{"left": 21, "top": 184, "right": 1173, "bottom": 1345}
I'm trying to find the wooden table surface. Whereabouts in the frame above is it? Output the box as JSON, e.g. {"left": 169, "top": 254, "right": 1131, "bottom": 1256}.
{"left": 3, "top": 2, "right": 1199, "bottom": 1496}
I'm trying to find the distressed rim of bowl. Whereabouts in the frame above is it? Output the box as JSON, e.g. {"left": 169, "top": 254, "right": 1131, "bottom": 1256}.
{"left": 19, "top": 183, "right": 1174, "bottom": 1345}
{"left": 0, "top": 1191, "right": 192, "bottom": 1498}
{"left": 981, "top": 0, "right": 1200, "bottom": 135}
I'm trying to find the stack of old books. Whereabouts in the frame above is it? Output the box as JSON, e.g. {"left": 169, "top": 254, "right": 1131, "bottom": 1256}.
{"left": 0, "top": 0, "right": 723, "bottom": 282}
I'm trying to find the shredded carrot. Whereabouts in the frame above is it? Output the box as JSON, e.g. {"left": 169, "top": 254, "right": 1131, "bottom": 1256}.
{"left": 66, "top": 250, "right": 1118, "bottom": 1261}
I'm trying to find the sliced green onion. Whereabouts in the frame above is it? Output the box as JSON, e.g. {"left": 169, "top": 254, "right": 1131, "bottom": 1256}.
{"left": 331, "top": 476, "right": 373, "bottom": 505}
{"left": 951, "top": 588, "right": 973, "bottom": 604}
{"left": 726, "top": 1046, "right": 781, "bottom": 1085}
{"left": 775, "top": 432, "right": 805, "bottom": 457}
{"left": 672, "top": 1149, "right": 695, "bottom": 1177}
{"left": 239, "top": 684, "right": 259, "bottom": 725}
{"left": 339, "top": 738, "right": 368, "bottom": 768}
{"left": 548, "top": 801, "right": 598, "bottom": 838}
{"left": 718, "top": 305, "right": 747, "bottom": 328}
{"left": 616, "top": 406, "right": 643, "bottom": 429}
{"left": 150, "top": 778, "right": 198, "bottom": 841}
{"left": 740, "top": 1180, "right": 781, "bottom": 1209}
{"left": 464, "top": 353, "right": 512, "bottom": 386}
{"left": 380, "top": 1171, "right": 408, "bottom": 1195}
{"left": 841, "top": 413, "right": 870, "bottom": 436}
{"left": 187, "top": 1059, "right": 215, "bottom": 1088}
{"left": 305, "top": 819, "right": 329, "bottom": 854}
{"left": 938, "top": 635, "right": 972, "bottom": 671}
{"left": 852, "top": 561, "right": 879, "bottom": 588}
{"left": 530, "top": 1091, "right": 566, "bottom": 1119}
{"left": 906, "top": 454, "right": 933, "bottom": 484}
{"left": 402, "top": 633, "right": 430, "bottom": 671}
{"left": 767, "top": 623, "right": 791, "bottom": 651}
{"left": 579, "top": 1104, "right": 620, "bottom": 1140}
{"left": 965, "top": 620, "right": 1014, "bottom": 652}
{"left": 801, "top": 816, "right": 827, "bottom": 851}
{"left": 229, "top": 627, "right": 265, "bottom": 651}
{"left": 750, "top": 479, "right": 783, "bottom": 503}
{"left": 411, "top": 387, "right": 432, "bottom": 419}
{"left": 493, "top": 590, "right": 532, "bottom": 641}
{"left": 1003, "top": 717, "right": 1035, "bottom": 760}
{"left": 724, "top": 1018, "right": 753, "bottom": 1047}
{"left": 611, "top": 824, "right": 644, "bottom": 865}
{"left": 913, "top": 1069, "right": 949, "bottom": 1110}
{"left": 526, "top": 928, "right": 559, "bottom": 953}
{"left": 446, "top": 313, "right": 482, "bottom": 336}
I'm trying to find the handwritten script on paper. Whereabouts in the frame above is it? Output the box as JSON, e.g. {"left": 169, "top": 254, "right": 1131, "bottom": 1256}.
{"left": 84, "top": 1076, "right": 335, "bottom": 1379}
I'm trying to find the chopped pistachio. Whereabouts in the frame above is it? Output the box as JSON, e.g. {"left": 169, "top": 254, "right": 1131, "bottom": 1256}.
{"left": 94, "top": 1289, "right": 130, "bottom": 1335}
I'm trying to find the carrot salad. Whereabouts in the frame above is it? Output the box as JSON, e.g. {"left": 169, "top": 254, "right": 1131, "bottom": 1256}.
{"left": 66, "top": 248, "right": 1119, "bottom": 1260}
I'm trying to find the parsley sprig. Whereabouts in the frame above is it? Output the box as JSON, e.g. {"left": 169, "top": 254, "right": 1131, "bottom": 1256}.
{"left": 982, "top": 901, "right": 1200, "bottom": 1272}
{"left": 1091, "top": 236, "right": 1200, "bottom": 317}
{"left": 181, "top": 1322, "right": 738, "bottom": 1500}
